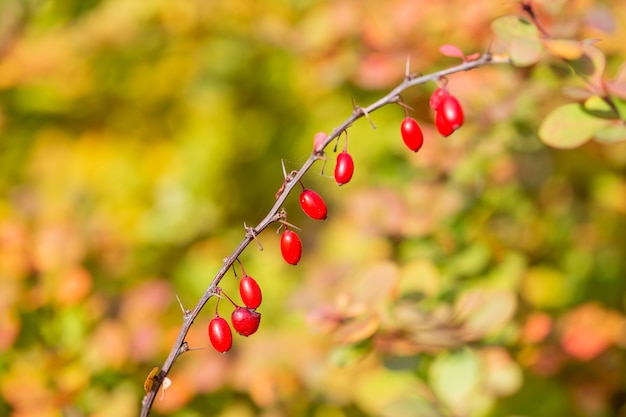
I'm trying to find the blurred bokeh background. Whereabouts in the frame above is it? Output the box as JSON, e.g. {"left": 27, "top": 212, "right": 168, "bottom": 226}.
{"left": 1, "top": 0, "right": 625, "bottom": 416}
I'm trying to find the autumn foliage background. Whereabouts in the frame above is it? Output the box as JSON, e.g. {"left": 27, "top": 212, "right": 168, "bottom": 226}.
{"left": 1, "top": 1, "right": 626, "bottom": 416}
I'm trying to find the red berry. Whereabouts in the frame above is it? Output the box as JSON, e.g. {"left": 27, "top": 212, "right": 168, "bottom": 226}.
{"left": 400, "top": 117, "right": 424, "bottom": 152}
{"left": 429, "top": 87, "right": 449, "bottom": 111}
{"left": 435, "top": 95, "right": 464, "bottom": 136}
{"left": 334, "top": 150, "right": 354, "bottom": 185}
{"left": 299, "top": 189, "right": 327, "bottom": 220}
{"left": 280, "top": 229, "right": 302, "bottom": 265}
{"left": 435, "top": 109, "right": 454, "bottom": 137}
{"left": 239, "top": 275, "right": 262, "bottom": 309}
{"left": 231, "top": 306, "right": 261, "bottom": 337}
{"left": 208, "top": 316, "right": 232, "bottom": 353}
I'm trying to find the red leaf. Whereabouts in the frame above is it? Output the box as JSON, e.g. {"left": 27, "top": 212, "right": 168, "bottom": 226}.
{"left": 608, "top": 63, "right": 626, "bottom": 99}
{"left": 439, "top": 44, "right": 466, "bottom": 60}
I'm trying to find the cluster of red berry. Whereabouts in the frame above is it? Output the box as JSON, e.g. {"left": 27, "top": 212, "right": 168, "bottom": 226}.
{"left": 280, "top": 134, "right": 354, "bottom": 267}
{"left": 208, "top": 87, "right": 462, "bottom": 353}
{"left": 400, "top": 86, "right": 464, "bottom": 152}
{"left": 209, "top": 181, "right": 338, "bottom": 352}
{"left": 208, "top": 262, "right": 263, "bottom": 353}
{"left": 279, "top": 186, "right": 330, "bottom": 265}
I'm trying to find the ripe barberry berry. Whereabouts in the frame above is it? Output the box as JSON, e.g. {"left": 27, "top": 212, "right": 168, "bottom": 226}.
{"left": 300, "top": 189, "right": 327, "bottom": 220}
{"left": 435, "top": 95, "right": 464, "bottom": 137}
{"left": 429, "top": 87, "right": 449, "bottom": 111}
{"left": 280, "top": 229, "right": 302, "bottom": 265}
{"left": 334, "top": 150, "right": 354, "bottom": 185}
{"left": 240, "top": 274, "right": 262, "bottom": 309}
{"left": 208, "top": 316, "right": 233, "bottom": 353}
{"left": 435, "top": 109, "right": 454, "bottom": 137}
{"left": 400, "top": 117, "right": 424, "bottom": 152}
{"left": 231, "top": 306, "right": 261, "bottom": 337}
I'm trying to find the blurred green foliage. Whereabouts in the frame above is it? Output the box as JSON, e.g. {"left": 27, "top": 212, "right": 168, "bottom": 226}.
{"left": 0, "top": 1, "right": 625, "bottom": 417}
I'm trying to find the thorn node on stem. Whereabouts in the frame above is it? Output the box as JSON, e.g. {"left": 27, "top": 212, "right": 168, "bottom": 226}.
{"left": 244, "top": 222, "right": 263, "bottom": 251}
{"left": 352, "top": 98, "right": 377, "bottom": 129}
{"left": 209, "top": 286, "right": 221, "bottom": 297}
{"left": 275, "top": 165, "right": 299, "bottom": 199}
{"left": 319, "top": 158, "right": 328, "bottom": 176}
{"left": 175, "top": 294, "right": 191, "bottom": 318}
{"left": 361, "top": 107, "right": 377, "bottom": 129}
{"left": 278, "top": 219, "right": 302, "bottom": 232}
{"left": 313, "top": 149, "right": 325, "bottom": 158}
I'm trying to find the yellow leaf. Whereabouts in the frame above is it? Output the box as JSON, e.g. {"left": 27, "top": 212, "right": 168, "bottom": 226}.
{"left": 334, "top": 313, "right": 380, "bottom": 344}
{"left": 543, "top": 39, "right": 583, "bottom": 60}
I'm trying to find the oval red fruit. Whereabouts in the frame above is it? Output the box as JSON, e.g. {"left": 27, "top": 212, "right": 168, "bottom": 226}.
{"left": 240, "top": 275, "right": 262, "bottom": 309}
{"left": 208, "top": 316, "right": 232, "bottom": 353}
{"left": 400, "top": 117, "right": 424, "bottom": 152}
{"left": 435, "top": 109, "right": 454, "bottom": 137}
{"left": 300, "top": 189, "right": 327, "bottom": 220}
{"left": 429, "top": 87, "right": 449, "bottom": 111}
{"left": 436, "top": 95, "right": 464, "bottom": 136}
{"left": 334, "top": 151, "right": 354, "bottom": 185}
{"left": 281, "top": 229, "right": 302, "bottom": 265}
{"left": 231, "top": 307, "right": 261, "bottom": 337}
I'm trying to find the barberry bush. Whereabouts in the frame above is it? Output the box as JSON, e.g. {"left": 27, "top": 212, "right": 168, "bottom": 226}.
{"left": 0, "top": 1, "right": 625, "bottom": 417}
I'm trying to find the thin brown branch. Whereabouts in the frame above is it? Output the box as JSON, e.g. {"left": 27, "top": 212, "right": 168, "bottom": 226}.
{"left": 521, "top": 1, "right": 549, "bottom": 38}
{"left": 139, "top": 51, "right": 508, "bottom": 417}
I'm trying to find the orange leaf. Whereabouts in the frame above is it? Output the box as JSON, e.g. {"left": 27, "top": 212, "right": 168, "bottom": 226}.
{"left": 334, "top": 313, "right": 380, "bottom": 344}
{"left": 560, "top": 303, "right": 625, "bottom": 360}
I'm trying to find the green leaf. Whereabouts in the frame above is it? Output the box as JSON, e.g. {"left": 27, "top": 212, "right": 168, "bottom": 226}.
{"left": 481, "top": 348, "right": 523, "bottom": 397}
{"left": 492, "top": 16, "right": 539, "bottom": 40}
{"left": 584, "top": 95, "right": 620, "bottom": 119}
{"left": 521, "top": 266, "right": 572, "bottom": 308}
{"left": 594, "top": 124, "right": 626, "bottom": 144}
{"left": 509, "top": 38, "right": 543, "bottom": 67}
{"left": 398, "top": 260, "right": 440, "bottom": 298}
{"left": 354, "top": 368, "right": 423, "bottom": 415}
{"left": 569, "top": 43, "right": 606, "bottom": 87}
{"left": 539, "top": 103, "right": 607, "bottom": 149}
{"left": 430, "top": 348, "right": 482, "bottom": 416}
{"left": 455, "top": 290, "right": 517, "bottom": 336}
{"left": 561, "top": 86, "right": 594, "bottom": 101}
{"left": 492, "top": 16, "right": 542, "bottom": 67}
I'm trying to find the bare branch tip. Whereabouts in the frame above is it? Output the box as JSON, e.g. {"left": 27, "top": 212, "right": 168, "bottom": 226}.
{"left": 245, "top": 223, "right": 263, "bottom": 251}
